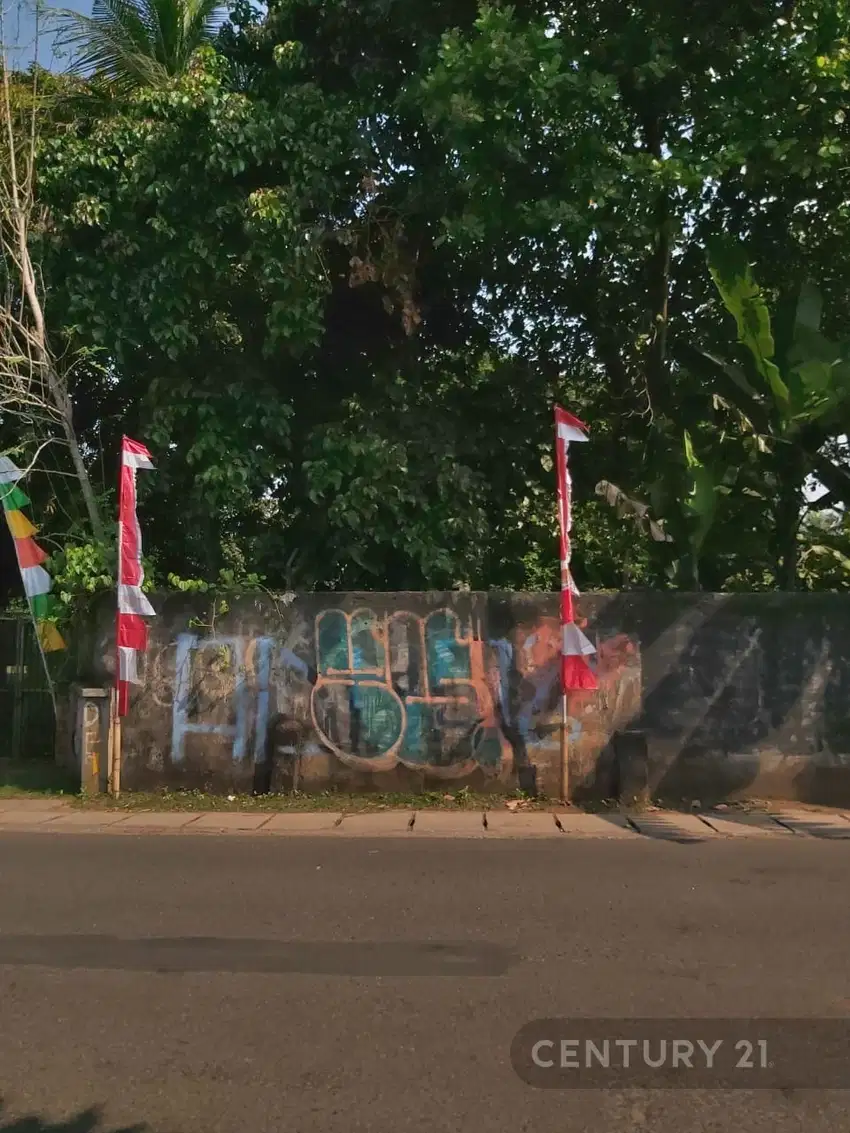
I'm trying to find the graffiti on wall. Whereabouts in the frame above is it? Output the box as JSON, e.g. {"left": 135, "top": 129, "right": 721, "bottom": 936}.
{"left": 150, "top": 604, "right": 641, "bottom": 786}
{"left": 169, "top": 631, "right": 313, "bottom": 766}
{"left": 310, "top": 608, "right": 512, "bottom": 778}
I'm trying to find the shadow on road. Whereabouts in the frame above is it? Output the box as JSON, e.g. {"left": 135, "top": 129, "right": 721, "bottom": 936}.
{"left": 0, "top": 936, "right": 518, "bottom": 976}
{"left": 0, "top": 1106, "right": 147, "bottom": 1133}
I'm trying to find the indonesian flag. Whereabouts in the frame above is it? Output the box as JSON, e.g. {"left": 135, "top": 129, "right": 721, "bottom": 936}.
{"left": 116, "top": 436, "right": 155, "bottom": 716}
{"left": 555, "top": 406, "right": 597, "bottom": 691}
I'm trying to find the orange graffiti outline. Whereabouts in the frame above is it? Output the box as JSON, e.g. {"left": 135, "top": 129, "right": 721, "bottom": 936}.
{"left": 310, "top": 607, "right": 513, "bottom": 778}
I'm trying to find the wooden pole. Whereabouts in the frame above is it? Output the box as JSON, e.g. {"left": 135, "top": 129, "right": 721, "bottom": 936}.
{"left": 559, "top": 692, "right": 569, "bottom": 803}
{"left": 107, "top": 686, "right": 115, "bottom": 794}
{"left": 111, "top": 435, "right": 121, "bottom": 799}
{"left": 109, "top": 685, "right": 122, "bottom": 798}
{"left": 113, "top": 709, "right": 122, "bottom": 798}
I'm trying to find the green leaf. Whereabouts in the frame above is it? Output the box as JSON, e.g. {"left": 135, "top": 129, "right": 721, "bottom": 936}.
{"left": 682, "top": 433, "right": 716, "bottom": 553}
{"left": 707, "top": 240, "right": 789, "bottom": 409}
{"left": 674, "top": 343, "right": 769, "bottom": 432}
{"left": 793, "top": 360, "right": 833, "bottom": 394}
{"left": 794, "top": 281, "right": 823, "bottom": 336}
{"left": 683, "top": 429, "right": 698, "bottom": 470}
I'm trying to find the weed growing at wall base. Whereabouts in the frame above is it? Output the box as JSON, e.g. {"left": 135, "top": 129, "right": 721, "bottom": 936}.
{"left": 69, "top": 789, "right": 553, "bottom": 812}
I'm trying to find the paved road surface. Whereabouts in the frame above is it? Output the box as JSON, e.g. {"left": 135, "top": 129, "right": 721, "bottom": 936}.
{"left": 1, "top": 834, "right": 849, "bottom": 1132}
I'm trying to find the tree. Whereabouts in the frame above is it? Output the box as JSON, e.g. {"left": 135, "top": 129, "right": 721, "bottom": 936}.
{"left": 676, "top": 245, "right": 850, "bottom": 589}
{"left": 0, "top": 7, "right": 105, "bottom": 541}
{"left": 51, "top": 0, "right": 228, "bottom": 93}
{"left": 34, "top": 40, "right": 367, "bottom": 584}
{"left": 416, "top": 0, "right": 850, "bottom": 589}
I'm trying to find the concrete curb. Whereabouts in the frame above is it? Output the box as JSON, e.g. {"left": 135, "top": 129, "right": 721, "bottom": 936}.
{"left": 0, "top": 804, "right": 848, "bottom": 839}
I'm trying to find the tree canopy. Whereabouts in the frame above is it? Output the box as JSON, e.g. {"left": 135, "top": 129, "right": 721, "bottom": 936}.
{"left": 1, "top": 0, "right": 849, "bottom": 602}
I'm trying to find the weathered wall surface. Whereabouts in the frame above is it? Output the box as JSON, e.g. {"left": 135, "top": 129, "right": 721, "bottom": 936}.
{"left": 73, "top": 591, "right": 850, "bottom": 804}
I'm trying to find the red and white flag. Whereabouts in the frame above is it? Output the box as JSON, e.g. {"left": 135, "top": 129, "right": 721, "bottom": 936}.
{"left": 116, "top": 436, "right": 155, "bottom": 716}
{"left": 555, "top": 406, "right": 597, "bottom": 691}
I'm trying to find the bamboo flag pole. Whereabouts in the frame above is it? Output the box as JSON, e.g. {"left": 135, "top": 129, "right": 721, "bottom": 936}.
{"left": 113, "top": 436, "right": 156, "bottom": 797}
{"left": 110, "top": 687, "right": 122, "bottom": 798}
{"left": 559, "top": 692, "right": 569, "bottom": 803}
{"left": 30, "top": 598, "right": 58, "bottom": 717}
{"left": 112, "top": 441, "right": 121, "bottom": 798}
{"left": 553, "top": 406, "right": 597, "bottom": 803}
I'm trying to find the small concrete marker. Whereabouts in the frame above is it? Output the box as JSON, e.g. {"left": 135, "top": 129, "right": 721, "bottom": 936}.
{"left": 411, "top": 811, "right": 486, "bottom": 836}
{"left": 627, "top": 812, "right": 719, "bottom": 842}
{"left": 263, "top": 811, "right": 344, "bottom": 833}
{"left": 336, "top": 811, "right": 414, "bottom": 835}
{"left": 552, "top": 812, "right": 638, "bottom": 838}
{"left": 483, "top": 811, "right": 561, "bottom": 837}
{"left": 117, "top": 812, "right": 202, "bottom": 830}
{"left": 770, "top": 810, "right": 850, "bottom": 840}
{"left": 191, "top": 813, "right": 273, "bottom": 832}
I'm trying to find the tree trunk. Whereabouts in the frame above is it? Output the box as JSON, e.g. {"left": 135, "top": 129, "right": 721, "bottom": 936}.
{"left": 7, "top": 193, "right": 105, "bottom": 541}
{"left": 774, "top": 455, "right": 802, "bottom": 591}
{"left": 675, "top": 548, "right": 700, "bottom": 592}
{"left": 17, "top": 219, "right": 106, "bottom": 543}
{"left": 59, "top": 385, "right": 106, "bottom": 543}
{"left": 641, "top": 110, "right": 673, "bottom": 418}
{"left": 646, "top": 194, "right": 672, "bottom": 415}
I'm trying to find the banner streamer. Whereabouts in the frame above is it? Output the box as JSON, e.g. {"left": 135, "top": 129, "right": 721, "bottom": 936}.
{"left": 116, "top": 437, "right": 155, "bottom": 716}
{"left": 0, "top": 456, "right": 65, "bottom": 652}
{"left": 554, "top": 407, "right": 597, "bottom": 691}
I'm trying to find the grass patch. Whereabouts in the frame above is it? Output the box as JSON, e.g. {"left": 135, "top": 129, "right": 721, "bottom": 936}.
{"left": 0, "top": 760, "right": 802, "bottom": 816}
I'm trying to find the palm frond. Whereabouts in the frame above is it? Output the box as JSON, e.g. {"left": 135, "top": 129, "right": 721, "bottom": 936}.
{"left": 49, "top": 0, "right": 227, "bottom": 91}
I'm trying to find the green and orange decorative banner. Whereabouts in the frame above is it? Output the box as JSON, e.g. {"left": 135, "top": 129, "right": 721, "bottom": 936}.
{"left": 0, "top": 456, "right": 65, "bottom": 652}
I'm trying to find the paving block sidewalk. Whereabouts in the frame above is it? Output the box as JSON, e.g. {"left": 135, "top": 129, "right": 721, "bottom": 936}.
{"left": 2, "top": 799, "right": 850, "bottom": 839}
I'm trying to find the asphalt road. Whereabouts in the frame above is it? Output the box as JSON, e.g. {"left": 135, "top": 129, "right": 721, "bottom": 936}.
{"left": 1, "top": 834, "right": 849, "bottom": 1132}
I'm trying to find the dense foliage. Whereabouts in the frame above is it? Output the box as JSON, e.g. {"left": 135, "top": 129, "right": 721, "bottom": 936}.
{"left": 2, "top": 0, "right": 849, "bottom": 600}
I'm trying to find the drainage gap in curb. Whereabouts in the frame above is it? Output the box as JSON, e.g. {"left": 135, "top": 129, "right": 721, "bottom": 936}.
{"left": 770, "top": 816, "right": 799, "bottom": 834}
{"left": 333, "top": 814, "right": 345, "bottom": 827}
{"left": 553, "top": 814, "right": 565, "bottom": 833}
{"left": 696, "top": 814, "right": 719, "bottom": 833}
{"left": 407, "top": 813, "right": 416, "bottom": 830}
{"left": 482, "top": 812, "right": 489, "bottom": 830}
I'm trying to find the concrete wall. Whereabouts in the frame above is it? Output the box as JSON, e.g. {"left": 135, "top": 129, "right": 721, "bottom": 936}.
{"left": 73, "top": 591, "right": 850, "bottom": 805}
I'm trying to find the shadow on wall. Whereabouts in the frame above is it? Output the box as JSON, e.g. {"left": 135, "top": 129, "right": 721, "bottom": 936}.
{"left": 592, "top": 592, "right": 850, "bottom": 808}
{"left": 0, "top": 1105, "right": 148, "bottom": 1133}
